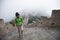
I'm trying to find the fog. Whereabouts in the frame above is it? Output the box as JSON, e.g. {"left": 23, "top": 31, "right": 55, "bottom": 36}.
{"left": 0, "top": 0, "right": 60, "bottom": 22}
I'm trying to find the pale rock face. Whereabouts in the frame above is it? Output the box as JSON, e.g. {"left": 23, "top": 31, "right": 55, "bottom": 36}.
{"left": 23, "top": 17, "right": 28, "bottom": 25}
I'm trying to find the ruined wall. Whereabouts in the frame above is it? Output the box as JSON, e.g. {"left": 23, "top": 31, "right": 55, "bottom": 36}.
{"left": 0, "top": 19, "right": 5, "bottom": 39}
{"left": 0, "top": 19, "right": 19, "bottom": 40}
{"left": 27, "top": 16, "right": 52, "bottom": 28}
{"left": 0, "top": 19, "right": 4, "bottom": 26}
{"left": 39, "top": 16, "right": 52, "bottom": 27}
{"left": 27, "top": 10, "right": 60, "bottom": 27}
{"left": 0, "top": 19, "right": 4, "bottom": 31}
{"left": 51, "top": 10, "right": 60, "bottom": 27}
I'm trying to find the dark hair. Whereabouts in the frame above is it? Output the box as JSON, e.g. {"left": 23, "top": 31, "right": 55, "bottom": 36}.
{"left": 15, "top": 12, "right": 19, "bottom": 17}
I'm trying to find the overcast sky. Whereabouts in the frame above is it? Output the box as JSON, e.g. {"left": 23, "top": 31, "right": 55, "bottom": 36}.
{"left": 0, "top": 0, "right": 60, "bottom": 22}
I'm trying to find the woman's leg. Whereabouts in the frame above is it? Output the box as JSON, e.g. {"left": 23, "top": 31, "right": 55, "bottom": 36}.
{"left": 17, "top": 27, "right": 20, "bottom": 37}
{"left": 19, "top": 27, "right": 21, "bottom": 34}
{"left": 21, "top": 29, "right": 23, "bottom": 34}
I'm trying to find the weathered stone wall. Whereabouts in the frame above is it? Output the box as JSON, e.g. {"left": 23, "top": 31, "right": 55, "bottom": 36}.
{"left": 0, "top": 19, "right": 4, "bottom": 27}
{"left": 0, "top": 19, "right": 5, "bottom": 39}
{"left": 39, "top": 16, "right": 52, "bottom": 27}
{"left": 51, "top": 10, "right": 60, "bottom": 27}
{"left": 27, "top": 17, "right": 52, "bottom": 28}
{"left": 24, "top": 10, "right": 60, "bottom": 28}
{"left": 0, "top": 19, "right": 19, "bottom": 40}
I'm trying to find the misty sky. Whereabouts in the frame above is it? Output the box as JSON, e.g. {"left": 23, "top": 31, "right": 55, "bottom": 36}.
{"left": 0, "top": 0, "right": 60, "bottom": 22}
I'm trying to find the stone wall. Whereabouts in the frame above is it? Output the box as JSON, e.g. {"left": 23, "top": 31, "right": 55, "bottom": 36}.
{"left": 0, "top": 19, "right": 5, "bottom": 39}
{"left": 0, "top": 19, "right": 4, "bottom": 27}
{"left": 27, "top": 10, "right": 60, "bottom": 27}
{"left": 51, "top": 10, "right": 60, "bottom": 27}
{"left": 0, "top": 19, "right": 18, "bottom": 40}
{"left": 27, "top": 17, "right": 52, "bottom": 28}
{"left": 39, "top": 16, "right": 52, "bottom": 27}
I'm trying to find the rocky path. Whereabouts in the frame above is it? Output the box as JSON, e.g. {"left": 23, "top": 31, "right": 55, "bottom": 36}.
{"left": 23, "top": 27, "right": 59, "bottom": 40}
{"left": 1, "top": 24, "right": 60, "bottom": 40}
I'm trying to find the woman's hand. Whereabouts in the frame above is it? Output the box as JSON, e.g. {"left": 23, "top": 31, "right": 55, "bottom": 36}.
{"left": 13, "top": 24, "right": 16, "bottom": 27}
